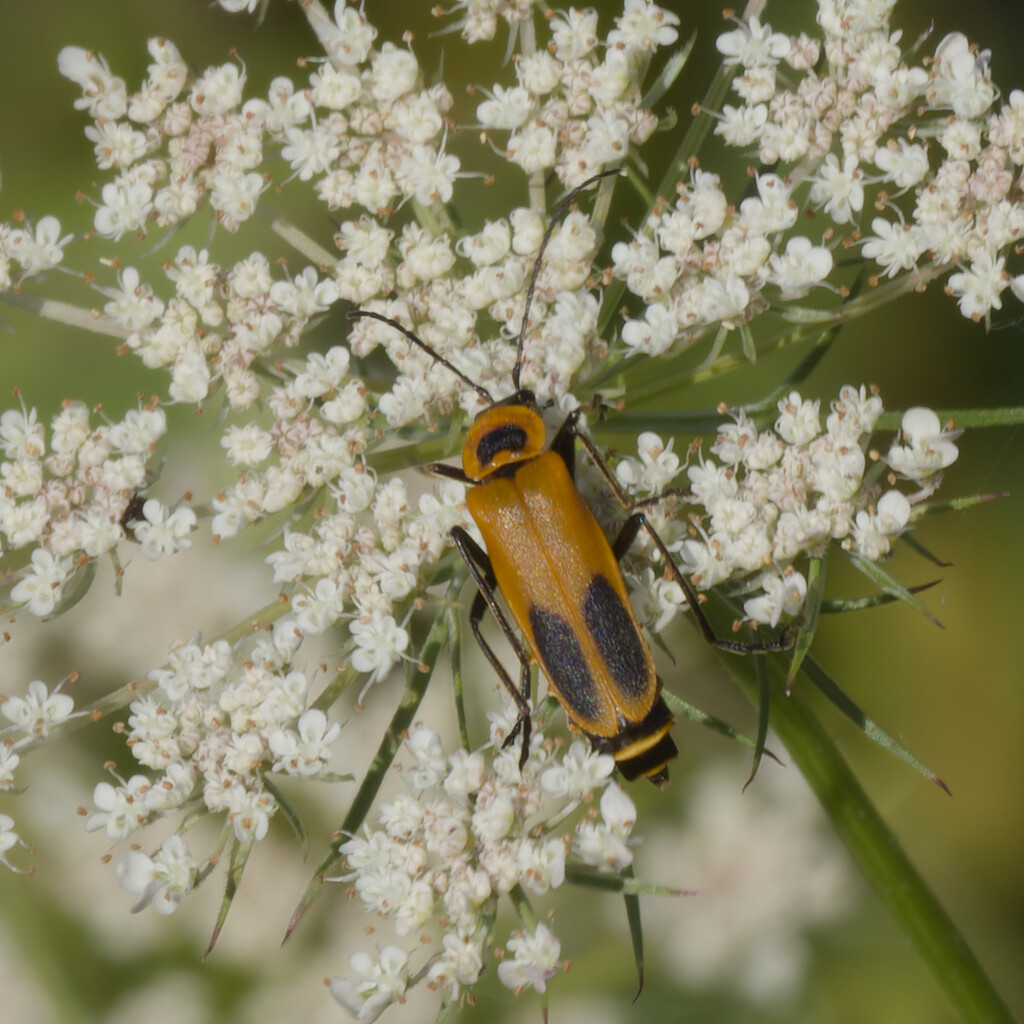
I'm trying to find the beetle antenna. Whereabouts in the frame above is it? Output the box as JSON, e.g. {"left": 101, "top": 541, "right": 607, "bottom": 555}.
{"left": 512, "top": 168, "right": 622, "bottom": 391}
{"left": 348, "top": 309, "right": 495, "bottom": 405}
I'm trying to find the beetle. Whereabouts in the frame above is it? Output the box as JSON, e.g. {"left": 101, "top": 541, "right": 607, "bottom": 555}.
{"left": 351, "top": 174, "right": 785, "bottom": 785}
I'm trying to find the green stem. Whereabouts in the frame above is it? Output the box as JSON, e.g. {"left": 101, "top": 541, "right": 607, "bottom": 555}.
{"left": 365, "top": 435, "right": 453, "bottom": 474}
{"left": 268, "top": 213, "right": 338, "bottom": 269}
{"left": 932, "top": 407, "right": 1024, "bottom": 428}
{"left": 508, "top": 884, "right": 537, "bottom": 929}
{"left": 446, "top": 604, "right": 471, "bottom": 752}
{"left": 736, "top": 663, "right": 1018, "bottom": 1024}
{"left": 0, "top": 291, "right": 129, "bottom": 339}
{"left": 589, "top": 313, "right": 834, "bottom": 409}
{"left": 285, "top": 604, "right": 452, "bottom": 939}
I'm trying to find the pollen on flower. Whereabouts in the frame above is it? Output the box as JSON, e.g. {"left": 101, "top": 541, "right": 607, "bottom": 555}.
{"left": 497, "top": 922, "right": 563, "bottom": 994}
{"left": 885, "top": 407, "right": 961, "bottom": 494}
{"left": 2, "top": 679, "right": 76, "bottom": 740}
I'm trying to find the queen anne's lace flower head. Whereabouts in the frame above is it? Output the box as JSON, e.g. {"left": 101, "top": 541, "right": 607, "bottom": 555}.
{"left": 0, "top": 0, "right": 994, "bottom": 1014}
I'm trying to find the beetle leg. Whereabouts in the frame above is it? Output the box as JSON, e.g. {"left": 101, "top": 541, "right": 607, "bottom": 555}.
{"left": 568, "top": 425, "right": 793, "bottom": 656}
{"left": 450, "top": 526, "right": 535, "bottom": 768}
{"left": 548, "top": 407, "right": 584, "bottom": 480}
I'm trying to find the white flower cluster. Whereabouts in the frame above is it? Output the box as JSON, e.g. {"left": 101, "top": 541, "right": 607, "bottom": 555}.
{"left": 46, "top": 5, "right": 461, "bottom": 406}
{"left": 100, "top": 249, "right": 344, "bottom": 406}
{"left": 613, "top": 169, "right": 834, "bottom": 354}
{"left": 80, "top": 446, "right": 479, "bottom": 910}
{"left": 710, "top": 3, "right": 1024, "bottom": 321}
{"left": 349, "top": 204, "right": 603, "bottom": 417}
{"left": 614, "top": 387, "right": 960, "bottom": 628}
{"left": 331, "top": 720, "right": 636, "bottom": 1018}
{"left": 0, "top": 216, "right": 72, "bottom": 290}
{"left": 56, "top": 13, "right": 457, "bottom": 237}
{"left": 41, "top": 0, "right": 635, "bottom": 561}
{"left": 44, "top": 1, "right": 682, "bottom": 426}
{"left": 441, "top": 0, "right": 544, "bottom": 44}
{"left": 472, "top": 1, "right": 678, "bottom": 185}
{"left": 264, "top": 467, "right": 467, "bottom": 696}
{"left": 0, "top": 678, "right": 77, "bottom": 869}
{"left": 0, "top": 401, "right": 188, "bottom": 617}
{"left": 83, "top": 625, "right": 349, "bottom": 910}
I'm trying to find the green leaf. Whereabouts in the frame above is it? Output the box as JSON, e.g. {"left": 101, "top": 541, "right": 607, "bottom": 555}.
{"left": 311, "top": 666, "right": 360, "bottom": 712}
{"left": 366, "top": 435, "right": 451, "bottom": 476}
{"left": 932, "top": 407, "right": 1024, "bottom": 428}
{"left": 662, "top": 688, "right": 777, "bottom": 757}
{"left": 261, "top": 773, "right": 307, "bottom": 855}
{"left": 820, "top": 579, "right": 940, "bottom": 613}
{"left": 799, "top": 654, "right": 949, "bottom": 793}
{"left": 204, "top": 837, "right": 254, "bottom": 959}
{"left": 446, "top": 604, "right": 470, "bottom": 752}
{"left": 786, "top": 554, "right": 824, "bottom": 687}
{"left": 565, "top": 864, "right": 695, "bottom": 899}
{"left": 641, "top": 30, "right": 695, "bottom": 109}
{"left": 898, "top": 532, "right": 953, "bottom": 568}
{"left": 844, "top": 549, "right": 943, "bottom": 627}
{"left": 744, "top": 656, "right": 771, "bottom": 789}
{"left": 47, "top": 556, "right": 97, "bottom": 618}
{"left": 110, "top": 548, "right": 126, "bottom": 598}
{"left": 623, "top": 864, "right": 645, "bottom": 1001}
{"left": 508, "top": 883, "right": 537, "bottom": 928}
{"left": 916, "top": 490, "right": 1009, "bottom": 516}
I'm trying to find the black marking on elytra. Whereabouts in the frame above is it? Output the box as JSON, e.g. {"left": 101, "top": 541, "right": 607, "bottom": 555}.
{"left": 584, "top": 574, "right": 649, "bottom": 700}
{"left": 530, "top": 605, "right": 599, "bottom": 721}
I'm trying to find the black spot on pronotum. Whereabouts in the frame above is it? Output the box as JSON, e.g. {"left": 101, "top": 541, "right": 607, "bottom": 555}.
{"left": 475, "top": 423, "right": 528, "bottom": 468}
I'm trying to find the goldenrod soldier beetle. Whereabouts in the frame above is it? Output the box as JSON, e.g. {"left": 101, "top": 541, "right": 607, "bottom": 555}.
{"left": 351, "top": 174, "right": 788, "bottom": 786}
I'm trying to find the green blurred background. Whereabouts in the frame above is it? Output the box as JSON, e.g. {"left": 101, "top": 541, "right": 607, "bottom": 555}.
{"left": 0, "top": 2, "right": 1022, "bottom": 1023}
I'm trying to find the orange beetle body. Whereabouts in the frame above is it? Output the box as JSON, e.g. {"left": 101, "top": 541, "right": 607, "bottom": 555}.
{"left": 460, "top": 396, "right": 676, "bottom": 784}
